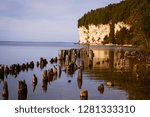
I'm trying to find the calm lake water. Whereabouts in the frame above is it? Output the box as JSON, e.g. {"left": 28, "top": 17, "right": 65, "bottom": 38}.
{"left": 0, "top": 41, "right": 150, "bottom": 100}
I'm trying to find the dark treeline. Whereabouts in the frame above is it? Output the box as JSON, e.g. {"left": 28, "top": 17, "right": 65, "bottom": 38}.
{"left": 78, "top": 0, "right": 150, "bottom": 46}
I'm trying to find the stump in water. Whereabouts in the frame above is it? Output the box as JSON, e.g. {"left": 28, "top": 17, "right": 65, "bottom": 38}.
{"left": 18, "top": 80, "right": 28, "bottom": 100}
{"left": 98, "top": 84, "right": 104, "bottom": 94}
{"left": 80, "top": 90, "right": 88, "bottom": 100}
{"left": 2, "top": 81, "right": 9, "bottom": 100}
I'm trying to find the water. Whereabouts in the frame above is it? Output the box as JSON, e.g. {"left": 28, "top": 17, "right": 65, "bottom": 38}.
{"left": 0, "top": 41, "right": 150, "bottom": 100}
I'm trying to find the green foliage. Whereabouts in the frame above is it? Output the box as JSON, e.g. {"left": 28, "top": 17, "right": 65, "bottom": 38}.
{"left": 109, "top": 22, "right": 116, "bottom": 44}
{"left": 78, "top": 0, "right": 150, "bottom": 46}
{"left": 103, "top": 35, "right": 109, "bottom": 44}
{"left": 115, "top": 27, "right": 133, "bottom": 45}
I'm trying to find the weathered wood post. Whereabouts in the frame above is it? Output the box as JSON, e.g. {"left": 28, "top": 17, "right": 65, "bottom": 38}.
{"left": 2, "top": 81, "right": 9, "bottom": 100}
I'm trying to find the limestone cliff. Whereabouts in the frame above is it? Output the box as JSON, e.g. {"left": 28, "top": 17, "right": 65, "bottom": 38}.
{"left": 77, "top": 0, "right": 150, "bottom": 46}
{"left": 78, "top": 22, "right": 131, "bottom": 45}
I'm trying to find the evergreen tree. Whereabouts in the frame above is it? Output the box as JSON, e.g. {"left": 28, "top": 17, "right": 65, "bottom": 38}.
{"left": 109, "top": 22, "right": 116, "bottom": 44}
{"left": 78, "top": 0, "right": 150, "bottom": 46}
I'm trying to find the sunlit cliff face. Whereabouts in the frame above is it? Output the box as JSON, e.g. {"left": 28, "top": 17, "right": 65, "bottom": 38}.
{"left": 78, "top": 22, "right": 131, "bottom": 45}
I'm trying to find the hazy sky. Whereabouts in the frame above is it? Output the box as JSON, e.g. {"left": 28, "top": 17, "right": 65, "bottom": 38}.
{"left": 0, "top": 0, "right": 122, "bottom": 42}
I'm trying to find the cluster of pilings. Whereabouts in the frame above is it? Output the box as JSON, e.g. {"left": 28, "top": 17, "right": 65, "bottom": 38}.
{"left": 0, "top": 56, "right": 52, "bottom": 99}
{"left": 0, "top": 47, "right": 109, "bottom": 100}
{"left": 0, "top": 56, "right": 53, "bottom": 80}
{"left": 0, "top": 61, "right": 35, "bottom": 78}
{"left": 126, "top": 50, "right": 150, "bottom": 64}
{"left": 116, "top": 49, "right": 150, "bottom": 78}
{"left": 1, "top": 47, "right": 149, "bottom": 100}
{"left": 58, "top": 49, "right": 80, "bottom": 75}
{"left": 41, "top": 65, "right": 59, "bottom": 92}
{"left": 58, "top": 48, "right": 96, "bottom": 100}
{"left": 37, "top": 57, "right": 48, "bottom": 69}
{"left": 0, "top": 48, "right": 81, "bottom": 99}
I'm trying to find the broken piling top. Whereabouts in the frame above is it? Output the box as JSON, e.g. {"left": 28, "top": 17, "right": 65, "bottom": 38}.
{"left": 65, "top": 54, "right": 70, "bottom": 66}
{"left": 3, "top": 81, "right": 8, "bottom": 90}
{"left": 53, "top": 65, "right": 58, "bottom": 75}
{"left": 32, "top": 74, "right": 38, "bottom": 84}
{"left": 80, "top": 90, "right": 88, "bottom": 99}
{"left": 2, "top": 81, "right": 9, "bottom": 99}
{"left": 106, "top": 81, "right": 114, "bottom": 87}
{"left": 58, "top": 50, "right": 65, "bottom": 60}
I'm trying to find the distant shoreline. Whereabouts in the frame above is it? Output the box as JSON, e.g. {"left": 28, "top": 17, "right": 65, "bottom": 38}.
{"left": 74, "top": 42, "right": 135, "bottom": 48}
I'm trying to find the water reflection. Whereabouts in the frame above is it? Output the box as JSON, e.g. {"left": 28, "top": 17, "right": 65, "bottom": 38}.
{"left": 32, "top": 74, "right": 38, "bottom": 92}
{"left": 78, "top": 47, "right": 150, "bottom": 100}
{"left": 77, "top": 78, "right": 82, "bottom": 89}
{"left": 0, "top": 45, "right": 150, "bottom": 100}
{"left": 42, "top": 80, "right": 48, "bottom": 93}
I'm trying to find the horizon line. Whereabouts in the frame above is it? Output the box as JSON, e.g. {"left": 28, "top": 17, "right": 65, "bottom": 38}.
{"left": 0, "top": 40, "right": 77, "bottom": 43}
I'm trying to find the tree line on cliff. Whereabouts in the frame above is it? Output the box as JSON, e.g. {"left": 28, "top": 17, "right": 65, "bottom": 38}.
{"left": 78, "top": 0, "right": 150, "bottom": 46}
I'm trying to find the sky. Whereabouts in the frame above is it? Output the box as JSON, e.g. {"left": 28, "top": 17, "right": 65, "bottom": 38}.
{"left": 0, "top": 0, "right": 122, "bottom": 42}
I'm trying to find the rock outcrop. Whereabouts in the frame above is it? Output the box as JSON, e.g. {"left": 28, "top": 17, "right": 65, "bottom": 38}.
{"left": 78, "top": 22, "right": 131, "bottom": 45}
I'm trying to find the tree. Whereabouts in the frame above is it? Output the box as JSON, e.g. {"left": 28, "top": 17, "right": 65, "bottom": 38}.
{"left": 109, "top": 22, "right": 116, "bottom": 44}
{"left": 78, "top": 0, "right": 150, "bottom": 46}
{"left": 115, "top": 27, "right": 132, "bottom": 45}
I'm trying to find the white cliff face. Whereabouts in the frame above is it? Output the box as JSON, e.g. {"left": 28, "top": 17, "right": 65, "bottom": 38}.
{"left": 78, "top": 22, "right": 131, "bottom": 45}
{"left": 78, "top": 24, "right": 110, "bottom": 44}
{"left": 114, "top": 22, "right": 131, "bottom": 34}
